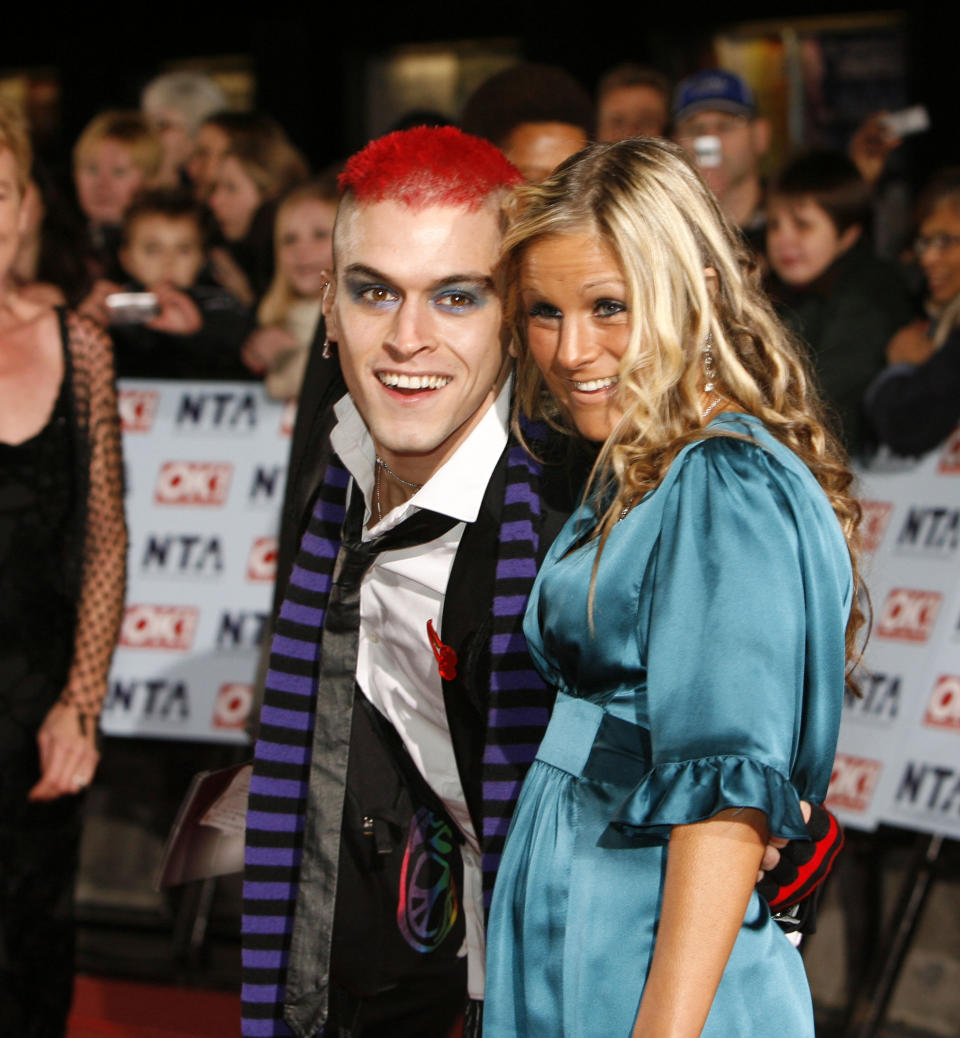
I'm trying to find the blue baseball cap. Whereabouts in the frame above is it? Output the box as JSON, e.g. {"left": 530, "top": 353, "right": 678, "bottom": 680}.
{"left": 672, "top": 69, "right": 756, "bottom": 123}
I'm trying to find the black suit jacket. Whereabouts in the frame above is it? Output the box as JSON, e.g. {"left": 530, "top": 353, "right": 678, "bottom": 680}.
{"left": 273, "top": 322, "right": 582, "bottom": 837}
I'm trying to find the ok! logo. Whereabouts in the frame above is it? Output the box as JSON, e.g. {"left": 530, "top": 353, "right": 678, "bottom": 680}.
{"left": 925, "top": 675, "right": 960, "bottom": 732}
{"left": 246, "top": 537, "right": 278, "bottom": 582}
{"left": 119, "top": 604, "right": 199, "bottom": 651}
{"left": 154, "top": 461, "right": 232, "bottom": 506}
{"left": 212, "top": 683, "right": 253, "bottom": 729}
{"left": 117, "top": 389, "right": 159, "bottom": 433}
{"left": 938, "top": 426, "right": 960, "bottom": 474}
{"left": 859, "top": 500, "right": 893, "bottom": 555}
{"left": 827, "top": 754, "right": 882, "bottom": 814}
{"left": 875, "top": 588, "right": 942, "bottom": 643}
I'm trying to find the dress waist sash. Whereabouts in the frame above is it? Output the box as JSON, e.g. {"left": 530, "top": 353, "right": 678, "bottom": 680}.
{"left": 536, "top": 692, "right": 651, "bottom": 785}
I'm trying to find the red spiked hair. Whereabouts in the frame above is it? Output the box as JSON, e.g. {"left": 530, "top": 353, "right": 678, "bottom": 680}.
{"left": 339, "top": 125, "right": 523, "bottom": 210}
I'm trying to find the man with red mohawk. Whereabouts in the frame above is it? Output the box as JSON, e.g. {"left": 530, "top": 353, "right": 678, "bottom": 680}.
{"left": 241, "top": 126, "right": 567, "bottom": 1038}
{"left": 241, "top": 127, "right": 839, "bottom": 1038}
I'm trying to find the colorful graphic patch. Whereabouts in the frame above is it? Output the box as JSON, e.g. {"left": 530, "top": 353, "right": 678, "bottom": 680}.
{"left": 397, "top": 807, "right": 459, "bottom": 953}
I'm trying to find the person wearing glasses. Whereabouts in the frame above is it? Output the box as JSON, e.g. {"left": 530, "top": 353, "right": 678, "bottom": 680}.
{"left": 867, "top": 168, "right": 960, "bottom": 454}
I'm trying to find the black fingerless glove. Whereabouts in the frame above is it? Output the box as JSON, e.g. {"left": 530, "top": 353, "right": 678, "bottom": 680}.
{"left": 758, "top": 804, "right": 844, "bottom": 920}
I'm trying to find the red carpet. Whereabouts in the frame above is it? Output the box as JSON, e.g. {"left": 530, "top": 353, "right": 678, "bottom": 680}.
{"left": 68, "top": 975, "right": 469, "bottom": 1037}
{"left": 68, "top": 975, "right": 238, "bottom": 1037}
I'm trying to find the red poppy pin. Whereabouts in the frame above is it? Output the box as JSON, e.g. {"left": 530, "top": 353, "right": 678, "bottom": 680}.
{"left": 427, "top": 619, "right": 457, "bottom": 680}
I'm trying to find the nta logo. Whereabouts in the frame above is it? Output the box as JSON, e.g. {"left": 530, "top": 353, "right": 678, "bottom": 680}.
{"left": 896, "top": 506, "right": 960, "bottom": 554}
{"left": 141, "top": 534, "right": 224, "bottom": 575}
{"left": 176, "top": 390, "right": 258, "bottom": 429}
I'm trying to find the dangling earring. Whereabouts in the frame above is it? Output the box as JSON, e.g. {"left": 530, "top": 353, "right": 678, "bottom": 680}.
{"left": 700, "top": 330, "right": 724, "bottom": 420}
{"left": 321, "top": 280, "right": 333, "bottom": 359}
{"left": 702, "top": 330, "right": 716, "bottom": 393}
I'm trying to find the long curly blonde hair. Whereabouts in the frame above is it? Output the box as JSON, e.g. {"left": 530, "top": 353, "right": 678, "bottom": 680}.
{"left": 501, "top": 138, "right": 865, "bottom": 678}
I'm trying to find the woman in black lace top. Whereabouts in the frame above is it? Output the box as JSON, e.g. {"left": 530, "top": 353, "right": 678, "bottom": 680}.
{"left": 0, "top": 103, "right": 127, "bottom": 1035}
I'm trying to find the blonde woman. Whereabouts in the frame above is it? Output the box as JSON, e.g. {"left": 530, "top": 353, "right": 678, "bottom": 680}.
{"left": 242, "top": 177, "right": 339, "bottom": 399}
{"left": 1, "top": 104, "right": 126, "bottom": 1033}
{"left": 483, "top": 139, "right": 862, "bottom": 1038}
{"left": 73, "top": 110, "right": 163, "bottom": 233}
{"left": 73, "top": 110, "right": 164, "bottom": 318}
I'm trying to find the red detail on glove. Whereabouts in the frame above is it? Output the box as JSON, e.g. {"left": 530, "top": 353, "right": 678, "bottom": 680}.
{"left": 427, "top": 619, "right": 458, "bottom": 681}
{"left": 765, "top": 807, "right": 844, "bottom": 911}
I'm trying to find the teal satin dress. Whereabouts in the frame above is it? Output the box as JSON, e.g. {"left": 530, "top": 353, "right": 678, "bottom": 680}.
{"left": 484, "top": 415, "right": 853, "bottom": 1038}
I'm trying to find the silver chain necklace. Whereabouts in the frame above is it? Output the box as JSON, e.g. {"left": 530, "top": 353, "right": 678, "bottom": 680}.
{"left": 700, "top": 393, "right": 726, "bottom": 421}
{"left": 374, "top": 455, "right": 424, "bottom": 523}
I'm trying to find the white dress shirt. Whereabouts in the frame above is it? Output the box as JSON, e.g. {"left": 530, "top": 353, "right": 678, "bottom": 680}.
{"left": 329, "top": 378, "right": 512, "bottom": 1000}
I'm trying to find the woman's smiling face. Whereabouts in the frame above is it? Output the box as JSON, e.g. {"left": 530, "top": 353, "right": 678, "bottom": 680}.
{"left": 520, "top": 229, "right": 631, "bottom": 442}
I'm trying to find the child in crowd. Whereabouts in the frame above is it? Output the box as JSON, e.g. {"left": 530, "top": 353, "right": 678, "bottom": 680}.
{"left": 766, "top": 151, "right": 912, "bottom": 455}
{"left": 110, "top": 188, "right": 252, "bottom": 379}
{"left": 241, "top": 176, "right": 338, "bottom": 399}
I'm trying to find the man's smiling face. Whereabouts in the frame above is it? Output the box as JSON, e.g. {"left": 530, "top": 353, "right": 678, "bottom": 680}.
{"left": 325, "top": 197, "right": 509, "bottom": 485}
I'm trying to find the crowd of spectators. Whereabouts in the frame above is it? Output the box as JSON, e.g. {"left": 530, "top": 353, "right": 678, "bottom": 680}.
{"left": 8, "top": 60, "right": 954, "bottom": 457}
{"left": 2, "top": 54, "right": 957, "bottom": 1036}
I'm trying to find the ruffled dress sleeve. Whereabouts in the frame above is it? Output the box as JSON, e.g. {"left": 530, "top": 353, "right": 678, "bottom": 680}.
{"left": 614, "top": 429, "right": 853, "bottom": 841}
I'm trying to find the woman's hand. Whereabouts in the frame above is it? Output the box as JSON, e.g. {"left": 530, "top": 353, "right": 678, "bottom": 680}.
{"left": 27, "top": 701, "right": 99, "bottom": 802}
{"left": 848, "top": 112, "right": 901, "bottom": 186}
{"left": 209, "top": 247, "right": 255, "bottom": 305}
{"left": 886, "top": 320, "right": 934, "bottom": 366}
{"left": 78, "top": 278, "right": 123, "bottom": 327}
{"left": 758, "top": 799, "right": 812, "bottom": 879}
{"left": 241, "top": 326, "right": 299, "bottom": 374}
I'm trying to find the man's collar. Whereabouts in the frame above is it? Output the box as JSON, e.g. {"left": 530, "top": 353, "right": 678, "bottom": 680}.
{"left": 330, "top": 374, "right": 513, "bottom": 532}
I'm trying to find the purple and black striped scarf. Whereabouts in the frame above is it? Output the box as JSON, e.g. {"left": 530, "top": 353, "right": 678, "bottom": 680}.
{"left": 241, "top": 429, "right": 550, "bottom": 1036}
